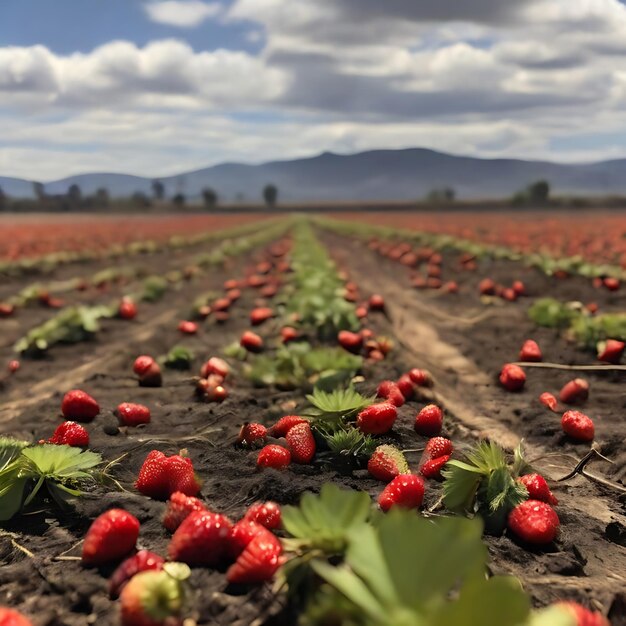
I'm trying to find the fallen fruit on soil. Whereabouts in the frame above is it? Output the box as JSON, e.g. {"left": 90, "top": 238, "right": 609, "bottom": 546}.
{"left": 378, "top": 474, "right": 425, "bottom": 511}
{"left": 507, "top": 500, "right": 560, "bottom": 545}
{"left": 82, "top": 509, "right": 140, "bottom": 565}
{"left": 61, "top": 389, "right": 100, "bottom": 422}
{"left": 562, "top": 410, "right": 595, "bottom": 442}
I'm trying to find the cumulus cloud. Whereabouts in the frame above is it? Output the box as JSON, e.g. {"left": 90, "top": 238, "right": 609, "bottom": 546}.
{"left": 143, "top": 1, "right": 221, "bottom": 28}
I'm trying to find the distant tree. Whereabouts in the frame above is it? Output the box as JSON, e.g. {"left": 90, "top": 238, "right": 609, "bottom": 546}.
{"left": 132, "top": 191, "right": 151, "bottom": 208}
{"left": 95, "top": 187, "right": 110, "bottom": 206}
{"left": 68, "top": 184, "right": 82, "bottom": 204}
{"left": 426, "top": 187, "right": 456, "bottom": 203}
{"left": 172, "top": 193, "right": 186, "bottom": 207}
{"left": 33, "top": 181, "right": 45, "bottom": 201}
{"left": 528, "top": 180, "right": 550, "bottom": 203}
{"left": 263, "top": 184, "right": 278, "bottom": 207}
{"left": 152, "top": 179, "right": 165, "bottom": 200}
{"left": 0, "top": 186, "right": 6, "bottom": 211}
{"left": 202, "top": 187, "right": 218, "bottom": 208}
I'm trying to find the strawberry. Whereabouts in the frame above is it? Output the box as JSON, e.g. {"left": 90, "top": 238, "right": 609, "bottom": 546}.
{"left": 120, "top": 562, "right": 189, "bottom": 626}
{"left": 48, "top": 421, "right": 89, "bottom": 446}
{"left": 507, "top": 500, "right": 559, "bottom": 545}
{"left": 597, "top": 339, "right": 624, "bottom": 364}
{"left": 213, "top": 297, "right": 231, "bottom": 312}
{"left": 168, "top": 510, "right": 232, "bottom": 565}
{"left": 247, "top": 274, "right": 267, "bottom": 288}
{"left": 512, "top": 280, "right": 526, "bottom": 296}
{"left": 226, "top": 528, "right": 282, "bottom": 584}
{"left": 561, "top": 410, "right": 595, "bottom": 442}
{"left": 396, "top": 374, "right": 415, "bottom": 400}
{"left": 228, "top": 520, "right": 268, "bottom": 559}
{"left": 0, "top": 608, "right": 32, "bottom": 626}
{"left": 367, "top": 445, "right": 409, "bottom": 482}
{"left": 226, "top": 288, "right": 242, "bottom": 301}
{"left": 257, "top": 445, "right": 291, "bottom": 470}
{"left": 177, "top": 320, "right": 197, "bottom": 335}
{"left": 603, "top": 277, "right": 619, "bottom": 291}
{"left": 109, "top": 550, "right": 165, "bottom": 598}
{"left": 519, "top": 339, "right": 542, "bottom": 362}
{"left": 7, "top": 360, "right": 20, "bottom": 374}
{"left": 378, "top": 474, "right": 425, "bottom": 512}
{"left": 136, "top": 451, "right": 201, "bottom": 500}
{"left": 82, "top": 508, "right": 140, "bottom": 565}
{"left": 420, "top": 455, "right": 450, "bottom": 480}
{"left": 268, "top": 415, "right": 307, "bottom": 437}
{"left": 237, "top": 422, "right": 268, "bottom": 447}
{"left": 357, "top": 402, "right": 398, "bottom": 435}
{"left": 499, "top": 363, "right": 526, "bottom": 392}
{"left": 376, "top": 381, "right": 405, "bottom": 407}
{"left": 223, "top": 279, "right": 240, "bottom": 290}
{"left": 240, "top": 330, "right": 263, "bottom": 352}
{"left": 0, "top": 303, "right": 15, "bottom": 317}
{"left": 368, "top": 294, "right": 385, "bottom": 311}
{"left": 200, "top": 357, "right": 230, "bottom": 379}
{"left": 408, "top": 368, "right": 432, "bottom": 387}
{"left": 502, "top": 288, "right": 517, "bottom": 302}
{"left": 163, "top": 491, "right": 207, "bottom": 532}
{"left": 119, "top": 298, "right": 137, "bottom": 320}
{"left": 117, "top": 403, "right": 151, "bottom": 427}
{"left": 280, "top": 326, "right": 299, "bottom": 343}
{"left": 559, "top": 378, "right": 589, "bottom": 405}
{"left": 214, "top": 311, "right": 230, "bottom": 323}
{"left": 197, "top": 305, "right": 212, "bottom": 319}
{"left": 244, "top": 501, "right": 282, "bottom": 530}
{"left": 443, "top": 281, "right": 459, "bottom": 294}
{"left": 61, "top": 389, "right": 99, "bottom": 422}
{"left": 368, "top": 349, "right": 385, "bottom": 362}
{"left": 425, "top": 437, "right": 453, "bottom": 459}
{"left": 338, "top": 330, "right": 363, "bottom": 353}
{"left": 539, "top": 392, "right": 558, "bottom": 412}
{"left": 133, "top": 356, "right": 162, "bottom": 388}
{"left": 196, "top": 378, "right": 228, "bottom": 403}
{"left": 555, "top": 602, "right": 610, "bottom": 626}
{"left": 517, "top": 473, "right": 558, "bottom": 506}
{"left": 250, "top": 307, "right": 274, "bottom": 325}
{"left": 479, "top": 278, "right": 496, "bottom": 295}
{"left": 285, "top": 422, "right": 316, "bottom": 464}
{"left": 414, "top": 404, "right": 443, "bottom": 436}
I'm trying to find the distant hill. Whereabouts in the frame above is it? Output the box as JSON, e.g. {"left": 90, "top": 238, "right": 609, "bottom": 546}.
{"left": 4, "top": 148, "right": 626, "bottom": 201}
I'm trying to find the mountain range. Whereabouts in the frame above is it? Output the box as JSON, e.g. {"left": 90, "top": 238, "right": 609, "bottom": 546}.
{"left": 3, "top": 148, "right": 626, "bottom": 202}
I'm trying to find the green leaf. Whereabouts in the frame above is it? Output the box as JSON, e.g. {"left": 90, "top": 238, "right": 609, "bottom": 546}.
{"left": 21, "top": 444, "right": 102, "bottom": 478}
{"left": 163, "top": 345, "right": 194, "bottom": 370}
{"left": 0, "top": 438, "right": 29, "bottom": 472}
{"left": 305, "top": 387, "right": 373, "bottom": 422}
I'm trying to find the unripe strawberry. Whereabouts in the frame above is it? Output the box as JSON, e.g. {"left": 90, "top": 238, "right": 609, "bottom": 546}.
{"left": 499, "top": 363, "right": 526, "bottom": 392}
{"left": 414, "top": 404, "right": 443, "bottom": 436}
{"left": 109, "top": 550, "right": 165, "bottom": 598}
{"left": 559, "top": 378, "right": 589, "bottom": 405}
{"left": 555, "top": 602, "right": 610, "bottom": 626}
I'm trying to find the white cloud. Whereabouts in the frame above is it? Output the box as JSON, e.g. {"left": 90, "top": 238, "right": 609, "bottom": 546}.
{"left": 143, "top": 1, "right": 221, "bottom": 28}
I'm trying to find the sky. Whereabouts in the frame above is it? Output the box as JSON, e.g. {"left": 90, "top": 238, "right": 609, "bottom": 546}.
{"left": 3, "top": 0, "right": 626, "bottom": 180}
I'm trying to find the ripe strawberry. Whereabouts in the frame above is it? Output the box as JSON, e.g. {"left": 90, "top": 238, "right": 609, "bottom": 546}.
{"left": 250, "top": 307, "right": 274, "bottom": 326}
{"left": 561, "top": 410, "right": 595, "bottom": 442}
{"left": 226, "top": 528, "right": 282, "bottom": 584}
{"left": 603, "top": 277, "right": 619, "bottom": 291}
{"left": 200, "top": 357, "right": 230, "bottom": 379}
{"left": 177, "top": 320, "right": 197, "bottom": 335}
{"left": 425, "top": 436, "right": 453, "bottom": 459}
{"left": 368, "top": 349, "right": 385, "bottom": 362}
{"left": 133, "top": 355, "right": 162, "bottom": 387}
{"left": 368, "top": 294, "right": 385, "bottom": 311}
{"left": 519, "top": 339, "right": 542, "bottom": 362}
{"left": 368, "top": 445, "right": 409, "bottom": 482}
{"left": 285, "top": 422, "right": 316, "bottom": 464}
{"left": 338, "top": 330, "right": 363, "bottom": 353}
{"left": 61, "top": 389, "right": 99, "bottom": 422}
{"left": 244, "top": 501, "right": 282, "bottom": 530}
{"left": 223, "top": 279, "right": 240, "bottom": 290}
{"left": 196, "top": 378, "right": 228, "bottom": 402}
{"left": 517, "top": 473, "right": 558, "bottom": 506}
{"left": 597, "top": 339, "right": 624, "bottom": 364}
{"left": 168, "top": 510, "right": 232, "bottom": 565}
{"left": 240, "top": 330, "right": 263, "bottom": 352}
{"left": 395, "top": 374, "right": 415, "bottom": 400}
{"left": 420, "top": 455, "right": 450, "bottom": 480}
{"left": 555, "top": 602, "right": 610, "bottom": 626}
{"left": 163, "top": 491, "right": 207, "bottom": 532}
{"left": 507, "top": 500, "right": 559, "bottom": 545}
{"left": 7, "top": 360, "right": 20, "bottom": 374}
{"left": 213, "top": 297, "right": 231, "bottom": 312}
{"left": 512, "top": 280, "right": 526, "bottom": 296}
{"left": 247, "top": 274, "right": 267, "bottom": 288}
{"left": 109, "top": 550, "right": 165, "bottom": 598}
{"left": 0, "top": 608, "right": 32, "bottom": 626}
{"left": 378, "top": 474, "right": 425, "bottom": 512}
{"left": 226, "top": 288, "right": 242, "bottom": 301}
{"left": 117, "top": 403, "right": 151, "bottom": 427}
{"left": 257, "top": 445, "right": 291, "bottom": 470}
{"left": 268, "top": 415, "right": 307, "bottom": 437}
{"left": 280, "top": 326, "right": 299, "bottom": 343}
{"left": 499, "top": 363, "right": 526, "bottom": 392}
{"left": 408, "top": 368, "right": 432, "bottom": 387}
{"left": 120, "top": 562, "right": 189, "bottom": 626}
{"left": 414, "top": 404, "right": 443, "bottom": 436}
{"left": 357, "top": 402, "right": 398, "bottom": 435}
{"left": 559, "top": 378, "right": 589, "bottom": 405}
{"left": 539, "top": 392, "right": 558, "bottom": 412}
{"left": 376, "top": 380, "right": 405, "bottom": 407}
{"left": 136, "top": 451, "right": 201, "bottom": 500}
{"left": 479, "top": 278, "right": 496, "bottom": 295}
{"left": 228, "top": 520, "right": 268, "bottom": 559}
{"left": 82, "top": 509, "right": 140, "bottom": 565}
{"left": 197, "top": 305, "right": 212, "bottom": 319}
{"left": 237, "top": 422, "right": 268, "bottom": 447}
{"left": 0, "top": 303, "right": 15, "bottom": 317}
{"left": 119, "top": 298, "right": 137, "bottom": 320}
{"left": 48, "top": 421, "right": 89, "bottom": 446}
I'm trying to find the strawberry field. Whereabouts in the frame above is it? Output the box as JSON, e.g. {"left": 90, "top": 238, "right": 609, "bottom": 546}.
{"left": 0, "top": 211, "right": 625, "bottom": 626}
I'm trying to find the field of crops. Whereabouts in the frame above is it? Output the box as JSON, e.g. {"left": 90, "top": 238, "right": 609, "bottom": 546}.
{"left": 0, "top": 211, "right": 624, "bottom": 626}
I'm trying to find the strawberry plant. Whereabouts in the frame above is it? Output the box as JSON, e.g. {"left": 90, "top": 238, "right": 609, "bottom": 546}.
{"left": 305, "top": 387, "right": 374, "bottom": 427}
{"left": 163, "top": 345, "right": 195, "bottom": 370}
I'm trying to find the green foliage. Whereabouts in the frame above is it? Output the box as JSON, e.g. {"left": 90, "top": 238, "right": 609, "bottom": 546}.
{"left": 140, "top": 275, "right": 169, "bottom": 302}
{"left": 305, "top": 386, "right": 373, "bottom": 425}
{"left": 321, "top": 427, "right": 377, "bottom": 459}
{"left": 528, "top": 298, "right": 580, "bottom": 328}
{"left": 163, "top": 345, "right": 195, "bottom": 370}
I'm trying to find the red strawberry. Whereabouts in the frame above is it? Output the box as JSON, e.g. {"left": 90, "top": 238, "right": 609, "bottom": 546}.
{"left": 555, "top": 602, "right": 610, "bottom": 626}
{"left": 408, "top": 368, "right": 432, "bottom": 387}
{"left": 177, "top": 320, "right": 197, "bottom": 335}
{"left": 502, "top": 288, "right": 517, "bottom": 302}
{"left": 338, "top": 330, "right": 363, "bottom": 353}
{"left": 228, "top": 520, "right": 268, "bottom": 559}
{"left": 280, "top": 326, "right": 299, "bottom": 343}
{"left": 539, "top": 392, "right": 558, "bottom": 412}
{"left": 268, "top": 415, "right": 307, "bottom": 437}
{"left": 223, "top": 279, "right": 240, "bottom": 290}
{"left": 368, "top": 294, "right": 385, "bottom": 311}
{"left": 0, "top": 608, "right": 32, "bottom": 626}
{"left": 0, "top": 303, "right": 15, "bottom": 317}
{"left": 109, "top": 550, "right": 165, "bottom": 598}
{"left": 213, "top": 297, "right": 231, "bottom": 312}
{"left": 396, "top": 375, "right": 415, "bottom": 400}
{"left": 285, "top": 422, "right": 316, "bottom": 464}
{"left": 226, "top": 528, "right": 282, "bottom": 584}
{"left": 168, "top": 511, "right": 232, "bottom": 565}
{"left": 61, "top": 389, "right": 99, "bottom": 422}
{"left": 197, "top": 305, "right": 212, "bottom": 319}
{"left": 519, "top": 339, "right": 542, "bottom": 362}
{"left": 603, "top": 277, "right": 620, "bottom": 291}
{"left": 512, "top": 280, "right": 526, "bottom": 296}
{"left": 420, "top": 455, "right": 450, "bottom": 480}
{"left": 196, "top": 378, "right": 228, "bottom": 402}
{"left": 376, "top": 380, "right": 405, "bottom": 407}
{"left": 247, "top": 274, "right": 267, "bottom": 288}
{"left": 117, "top": 403, "right": 151, "bottom": 427}
{"left": 82, "top": 509, "right": 140, "bottom": 565}
{"left": 597, "top": 339, "right": 624, "bottom": 364}
{"left": 414, "top": 404, "right": 443, "bottom": 436}
{"left": 257, "top": 445, "right": 291, "bottom": 470}
{"left": 163, "top": 491, "right": 207, "bottom": 532}
{"left": 119, "top": 298, "right": 137, "bottom": 320}
{"left": 237, "top": 422, "right": 267, "bottom": 447}
{"left": 561, "top": 410, "right": 595, "bottom": 442}
{"left": 376, "top": 336, "right": 394, "bottom": 356}
{"left": 378, "top": 474, "right": 425, "bottom": 512}
{"left": 507, "top": 500, "right": 559, "bottom": 545}
{"left": 368, "top": 349, "right": 385, "bottom": 362}
{"left": 479, "top": 278, "right": 496, "bottom": 295}
{"left": 443, "top": 281, "right": 459, "bottom": 294}
{"left": 135, "top": 451, "right": 201, "bottom": 500}
{"left": 559, "top": 378, "right": 589, "bottom": 405}
{"left": 368, "top": 445, "right": 409, "bottom": 482}
{"left": 200, "top": 357, "right": 230, "bottom": 379}
{"left": 425, "top": 436, "right": 453, "bottom": 459}
{"left": 240, "top": 331, "right": 263, "bottom": 352}
{"left": 244, "top": 501, "right": 282, "bottom": 530}
{"left": 226, "top": 288, "right": 242, "bottom": 301}
{"left": 250, "top": 307, "right": 274, "bottom": 325}
{"left": 499, "top": 363, "right": 526, "bottom": 392}
{"left": 133, "top": 356, "right": 162, "bottom": 387}
{"left": 517, "top": 473, "right": 558, "bottom": 506}
{"left": 7, "top": 360, "right": 20, "bottom": 374}
{"left": 357, "top": 402, "right": 397, "bottom": 435}
{"left": 48, "top": 421, "right": 89, "bottom": 446}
